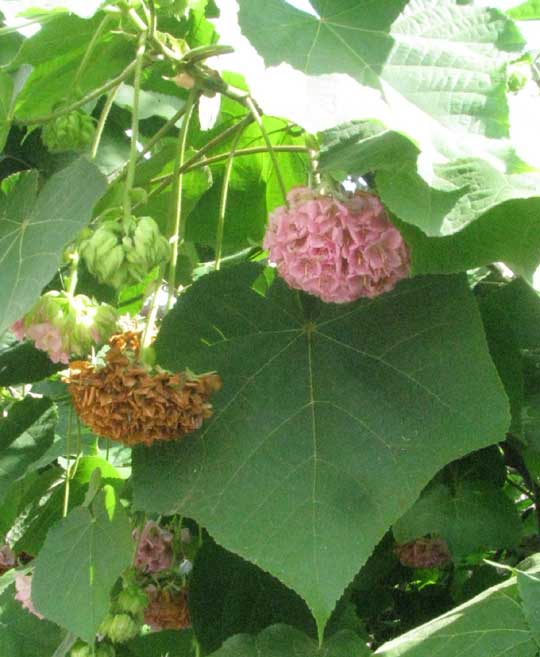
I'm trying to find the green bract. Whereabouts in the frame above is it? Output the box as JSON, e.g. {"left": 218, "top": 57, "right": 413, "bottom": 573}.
{"left": 80, "top": 215, "right": 170, "bottom": 289}
{"left": 41, "top": 111, "right": 95, "bottom": 153}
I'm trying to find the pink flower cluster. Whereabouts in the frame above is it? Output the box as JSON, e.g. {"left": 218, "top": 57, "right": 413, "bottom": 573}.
{"left": 12, "top": 320, "right": 68, "bottom": 364}
{"left": 133, "top": 521, "right": 173, "bottom": 573}
{"left": 14, "top": 573, "right": 44, "bottom": 619}
{"left": 263, "top": 187, "right": 410, "bottom": 303}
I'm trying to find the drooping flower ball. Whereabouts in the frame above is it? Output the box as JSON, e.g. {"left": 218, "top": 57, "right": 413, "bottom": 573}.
{"left": 143, "top": 586, "right": 190, "bottom": 631}
{"left": 263, "top": 187, "right": 410, "bottom": 303}
{"left": 133, "top": 521, "right": 174, "bottom": 573}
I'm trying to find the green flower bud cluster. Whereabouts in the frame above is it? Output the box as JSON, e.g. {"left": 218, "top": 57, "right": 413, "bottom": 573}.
{"left": 99, "top": 613, "right": 141, "bottom": 644}
{"left": 41, "top": 111, "right": 95, "bottom": 153}
{"left": 80, "top": 215, "right": 170, "bottom": 290}
{"left": 98, "top": 584, "right": 148, "bottom": 644}
{"left": 70, "top": 640, "right": 115, "bottom": 657}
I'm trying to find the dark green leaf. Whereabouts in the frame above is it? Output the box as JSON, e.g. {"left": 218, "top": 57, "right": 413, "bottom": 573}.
{"left": 0, "top": 158, "right": 107, "bottom": 334}
{"left": 0, "top": 396, "right": 56, "bottom": 502}
{"left": 133, "top": 263, "right": 509, "bottom": 632}
{"left": 208, "top": 624, "right": 370, "bottom": 657}
{"left": 0, "top": 333, "right": 61, "bottom": 386}
{"left": 190, "top": 539, "right": 316, "bottom": 654}
{"left": 119, "top": 629, "right": 195, "bottom": 657}
{"left": 0, "top": 584, "right": 64, "bottom": 657}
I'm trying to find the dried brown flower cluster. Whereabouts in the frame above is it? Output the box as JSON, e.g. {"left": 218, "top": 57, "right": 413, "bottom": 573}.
{"left": 66, "top": 331, "right": 221, "bottom": 446}
{"left": 144, "top": 587, "right": 191, "bottom": 631}
{"left": 394, "top": 537, "right": 451, "bottom": 569}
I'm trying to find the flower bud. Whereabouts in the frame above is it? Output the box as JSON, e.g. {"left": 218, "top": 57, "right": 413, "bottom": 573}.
{"left": 41, "top": 111, "right": 95, "bottom": 153}
{"left": 115, "top": 586, "right": 148, "bottom": 616}
{"left": 103, "top": 613, "right": 141, "bottom": 643}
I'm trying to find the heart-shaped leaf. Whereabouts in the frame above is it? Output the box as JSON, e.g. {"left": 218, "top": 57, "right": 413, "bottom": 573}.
{"left": 133, "top": 264, "right": 509, "bottom": 632}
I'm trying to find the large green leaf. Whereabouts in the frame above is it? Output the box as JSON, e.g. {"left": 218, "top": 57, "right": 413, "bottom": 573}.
{"left": 32, "top": 488, "right": 133, "bottom": 644}
{"left": 0, "top": 158, "right": 107, "bottom": 334}
{"left": 0, "top": 396, "right": 57, "bottom": 502}
{"left": 396, "top": 198, "right": 540, "bottom": 280}
{"left": 0, "top": 584, "right": 64, "bottom": 657}
{"left": 392, "top": 479, "right": 521, "bottom": 560}
{"left": 208, "top": 624, "right": 370, "bottom": 657}
{"left": 190, "top": 539, "right": 316, "bottom": 654}
{"left": 376, "top": 569, "right": 538, "bottom": 656}
{"left": 133, "top": 263, "right": 509, "bottom": 631}
{"left": 238, "top": 0, "right": 524, "bottom": 165}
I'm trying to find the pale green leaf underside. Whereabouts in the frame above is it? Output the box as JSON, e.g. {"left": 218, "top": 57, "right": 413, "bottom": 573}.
{"left": 238, "top": 0, "right": 524, "bottom": 163}
{"left": 133, "top": 263, "right": 509, "bottom": 631}
{"left": 32, "top": 489, "right": 133, "bottom": 644}
{"left": 0, "top": 158, "right": 107, "bottom": 334}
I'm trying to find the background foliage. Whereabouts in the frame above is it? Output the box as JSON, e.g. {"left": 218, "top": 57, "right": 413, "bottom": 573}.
{"left": 1, "top": 0, "right": 540, "bottom": 655}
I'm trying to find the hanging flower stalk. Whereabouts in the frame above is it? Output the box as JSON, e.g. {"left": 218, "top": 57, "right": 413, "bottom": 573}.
{"left": 66, "top": 331, "right": 221, "bottom": 446}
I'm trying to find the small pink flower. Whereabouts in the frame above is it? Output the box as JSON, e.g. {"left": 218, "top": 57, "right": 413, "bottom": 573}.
{"left": 25, "top": 322, "right": 69, "bottom": 363}
{"left": 263, "top": 187, "right": 410, "bottom": 303}
{"left": 0, "top": 545, "right": 15, "bottom": 574}
{"left": 11, "top": 319, "right": 26, "bottom": 341}
{"left": 14, "top": 573, "right": 44, "bottom": 620}
{"left": 133, "top": 521, "right": 173, "bottom": 573}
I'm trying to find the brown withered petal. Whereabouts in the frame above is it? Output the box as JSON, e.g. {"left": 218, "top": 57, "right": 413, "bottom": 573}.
{"left": 65, "top": 331, "right": 221, "bottom": 446}
{"left": 144, "top": 587, "right": 191, "bottom": 631}
{"left": 394, "top": 537, "right": 451, "bottom": 569}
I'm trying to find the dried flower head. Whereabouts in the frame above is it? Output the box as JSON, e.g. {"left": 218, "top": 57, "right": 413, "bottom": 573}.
{"left": 394, "top": 537, "right": 451, "bottom": 569}
{"left": 66, "top": 331, "right": 221, "bottom": 446}
{"left": 263, "top": 187, "right": 410, "bottom": 303}
{"left": 133, "top": 521, "right": 173, "bottom": 573}
{"left": 143, "top": 586, "right": 190, "bottom": 631}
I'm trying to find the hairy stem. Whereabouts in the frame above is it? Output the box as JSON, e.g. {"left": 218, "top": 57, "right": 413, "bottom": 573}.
{"left": 167, "top": 88, "right": 199, "bottom": 310}
{"left": 123, "top": 30, "right": 148, "bottom": 229}
{"left": 63, "top": 407, "right": 73, "bottom": 518}
{"left": 215, "top": 127, "right": 244, "bottom": 270}
{"left": 91, "top": 86, "right": 119, "bottom": 159}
